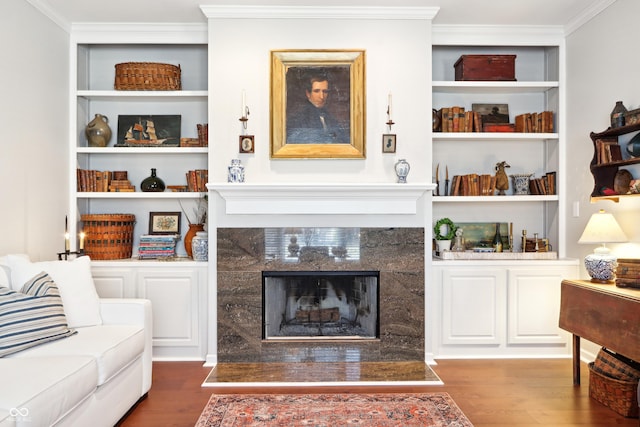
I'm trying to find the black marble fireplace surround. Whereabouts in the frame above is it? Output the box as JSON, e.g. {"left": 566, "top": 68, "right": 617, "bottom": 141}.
{"left": 217, "top": 227, "right": 425, "bottom": 363}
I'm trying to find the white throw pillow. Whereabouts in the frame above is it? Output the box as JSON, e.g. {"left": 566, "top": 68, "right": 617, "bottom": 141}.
{"left": 6, "top": 255, "right": 102, "bottom": 328}
{"left": 0, "top": 254, "right": 29, "bottom": 288}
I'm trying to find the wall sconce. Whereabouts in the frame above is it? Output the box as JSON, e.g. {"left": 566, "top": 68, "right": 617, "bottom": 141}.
{"left": 386, "top": 92, "right": 395, "bottom": 131}
{"left": 578, "top": 209, "right": 628, "bottom": 283}
{"left": 239, "top": 90, "right": 250, "bottom": 130}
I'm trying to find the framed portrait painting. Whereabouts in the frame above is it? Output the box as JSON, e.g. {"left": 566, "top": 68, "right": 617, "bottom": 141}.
{"left": 270, "top": 49, "right": 366, "bottom": 159}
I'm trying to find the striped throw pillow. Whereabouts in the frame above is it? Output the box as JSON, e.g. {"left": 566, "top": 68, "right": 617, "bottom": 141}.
{"left": 0, "top": 271, "right": 76, "bottom": 357}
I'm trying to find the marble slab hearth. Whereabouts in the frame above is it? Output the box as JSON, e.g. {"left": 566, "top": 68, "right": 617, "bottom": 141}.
{"left": 217, "top": 227, "right": 425, "bottom": 363}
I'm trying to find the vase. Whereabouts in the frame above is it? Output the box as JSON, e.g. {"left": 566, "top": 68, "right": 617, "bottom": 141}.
{"left": 140, "top": 168, "right": 165, "bottom": 192}
{"left": 228, "top": 159, "right": 245, "bottom": 183}
{"left": 394, "top": 159, "right": 410, "bottom": 183}
{"left": 610, "top": 101, "right": 627, "bottom": 128}
{"left": 184, "top": 223, "right": 205, "bottom": 258}
{"left": 85, "top": 113, "right": 112, "bottom": 147}
{"left": 510, "top": 173, "right": 533, "bottom": 195}
{"left": 436, "top": 239, "right": 451, "bottom": 254}
{"left": 191, "top": 231, "right": 208, "bottom": 261}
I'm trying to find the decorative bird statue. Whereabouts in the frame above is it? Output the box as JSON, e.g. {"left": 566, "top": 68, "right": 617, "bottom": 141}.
{"left": 495, "top": 161, "right": 510, "bottom": 195}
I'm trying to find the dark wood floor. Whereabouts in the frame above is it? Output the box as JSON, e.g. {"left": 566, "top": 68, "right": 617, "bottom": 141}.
{"left": 118, "top": 359, "right": 639, "bottom": 426}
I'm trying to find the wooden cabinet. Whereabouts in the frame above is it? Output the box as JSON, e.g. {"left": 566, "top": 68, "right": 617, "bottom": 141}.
{"left": 92, "top": 261, "right": 208, "bottom": 360}
{"left": 431, "top": 261, "right": 578, "bottom": 358}
{"left": 588, "top": 122, "right": 640, "bottom": 202}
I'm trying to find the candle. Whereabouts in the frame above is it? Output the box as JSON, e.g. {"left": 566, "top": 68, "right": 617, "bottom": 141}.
{"left": 64, "top": 216, "right": 70, "bottom": 251}
{"left": 242, "top": 90, "right": 246, "bottom": 116}
{"left": 388, "top": 93, "right": 392, "bottom": 118}
{"left": 79, "top": 231, "right": 85, "bottom": 250}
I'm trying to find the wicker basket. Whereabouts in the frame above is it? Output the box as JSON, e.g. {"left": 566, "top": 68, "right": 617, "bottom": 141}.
{"left": 81, "top": 214, "right": 135, "bottom": 260}
{"left": 114, "top": 62, "right": 181, "bottom": 90}
{"left": 589, "top": 362, "right": 639, "bottom": 418}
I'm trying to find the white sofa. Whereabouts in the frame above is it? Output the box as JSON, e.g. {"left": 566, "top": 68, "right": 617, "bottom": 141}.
{"left": 0, "top": 255, "right": 152, "bottom": 427}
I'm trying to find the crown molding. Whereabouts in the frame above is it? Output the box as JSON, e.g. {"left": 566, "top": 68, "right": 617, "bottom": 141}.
{"left": 26, "top": 0, "right": 70, "bottom": 32}
{"left": 200, "top": 5, "right": 439, "bottom": 20}
{"left": 564, "top": 0, "right": 617, "bottom": 36}
{"left": 69, "top": 23, "right": 208, "bottom": 43}
{"left": 432, "top": 24, "right": 565, "bottom": 45}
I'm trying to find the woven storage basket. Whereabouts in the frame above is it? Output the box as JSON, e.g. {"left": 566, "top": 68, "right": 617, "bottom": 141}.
{"left": 81, "top": 214, "right": 135, "bottom": 260}
{"left": 593, "top": 348, "right": 640, "bottom": 381}
{"left": 589, "top": 362, "right": 639, "bottom": 418}
{"left": 114, "top": 62, "right": 181, "bottom": 90}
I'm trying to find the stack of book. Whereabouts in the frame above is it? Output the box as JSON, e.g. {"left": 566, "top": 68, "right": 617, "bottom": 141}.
{"left": 186, "top": 169, "right": 208, "bottom": 192}
{"left": 514, "top": 111, "right": 554, "bottom": 133}
{"left": 615, "top": 258, "right": 640, "bottom": 288}
{"left": 528, "top": 172, "right": 557, "bottom": 195}
{"left": 77, "top": 169, "right": 135, "bottom": 192}
{"left": 439, "top": 106, "right": 482, "bottom": 132}
{"left": 138, "top": 234, "right": 179, "bottom": 259}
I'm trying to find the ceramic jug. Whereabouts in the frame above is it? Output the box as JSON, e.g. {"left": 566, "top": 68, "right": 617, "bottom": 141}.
{"left": 85, "top": 114, "right": 112, "bottom": 147}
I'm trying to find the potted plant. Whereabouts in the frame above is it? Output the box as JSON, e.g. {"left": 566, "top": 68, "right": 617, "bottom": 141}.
{"left": 434, "top": 217, "right": 456, "bottom": 254}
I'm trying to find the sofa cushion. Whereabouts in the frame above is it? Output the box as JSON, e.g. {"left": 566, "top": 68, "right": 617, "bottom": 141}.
{"left": 0, "top": 355, "right": 97, "bottom": 426}
{"left": 0, "top": 274, "right": 76, "bottom": 357}
{"left": 6, "top": 255, "right": 102, "bottom": 328}
{"left": 7, "top": 324, "right": 144, "bottom": 386}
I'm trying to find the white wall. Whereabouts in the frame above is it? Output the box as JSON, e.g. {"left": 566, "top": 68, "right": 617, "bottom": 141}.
{"left": 0, "top": 0, "right": 69, "bottom": 260}
{"left": 207, "top": 13, "right": 432, "bottom": 184}
{"left": 565, "top": 0, "right": 640, "bottom": 359}
{"left": 565, "top": 0, "right": 640, "bottom": 278}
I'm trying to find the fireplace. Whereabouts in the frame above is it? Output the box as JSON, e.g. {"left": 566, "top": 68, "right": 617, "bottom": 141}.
{"left": 263, "top": 271, "right": 379, "bottom": 340}
{"left": 208, "top": 183, "right": 434, "bottom": 365}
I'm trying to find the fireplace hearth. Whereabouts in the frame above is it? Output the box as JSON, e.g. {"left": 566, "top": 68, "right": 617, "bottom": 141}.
{"left": 263, "top": 271, "right": 379, "bottom": 340}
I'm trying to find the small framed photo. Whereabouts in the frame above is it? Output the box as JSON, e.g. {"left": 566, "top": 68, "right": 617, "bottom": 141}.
{"left": 382, "top": 134, "right": 396, "bottom": 153}
{"left": 149, "top": 212, "right": 181, "bottom": 235}
{"left": 239, "top": 135, "right": 255, "bottom": 153}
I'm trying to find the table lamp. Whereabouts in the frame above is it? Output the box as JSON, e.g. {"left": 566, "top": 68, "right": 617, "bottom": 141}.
{"left": 578, "top": 209, "right": 627, "bottom": 283}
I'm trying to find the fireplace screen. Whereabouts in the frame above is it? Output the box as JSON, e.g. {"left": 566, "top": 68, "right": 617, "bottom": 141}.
{"left": 263, "top": 271, "right": 379, "bottom": 340}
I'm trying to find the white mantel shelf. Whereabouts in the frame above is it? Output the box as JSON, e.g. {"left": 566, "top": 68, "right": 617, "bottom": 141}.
{"left": 207, "top": 183, "right": 435, "bottom": 215}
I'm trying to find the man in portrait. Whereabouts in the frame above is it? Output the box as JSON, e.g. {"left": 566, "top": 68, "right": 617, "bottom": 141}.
{"left": 286, "top": 68, "right": 350, "bottom": 144}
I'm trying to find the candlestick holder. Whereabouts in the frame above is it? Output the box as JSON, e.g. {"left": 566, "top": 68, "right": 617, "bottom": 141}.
{"left": 57, "top": 249, "right": 84, "bottom": 261}
{"left": 239, "top": 106, "right": 250, "bottom": 129}
{"left": 386, "top": 106, "right": 395, "bottom": 131}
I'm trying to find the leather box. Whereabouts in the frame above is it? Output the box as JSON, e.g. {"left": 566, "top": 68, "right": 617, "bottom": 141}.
{"left": 454, "top": 55, "right": 516, "bottom": 81}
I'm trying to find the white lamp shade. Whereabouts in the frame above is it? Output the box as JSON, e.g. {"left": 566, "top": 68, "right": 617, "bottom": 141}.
{"left": 578, "top": 209, "right": 627, "bottom": 244}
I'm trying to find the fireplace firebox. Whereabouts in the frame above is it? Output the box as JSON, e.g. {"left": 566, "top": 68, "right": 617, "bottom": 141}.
{"left": 263, "top": 271, "right": 379, "bottom": 340}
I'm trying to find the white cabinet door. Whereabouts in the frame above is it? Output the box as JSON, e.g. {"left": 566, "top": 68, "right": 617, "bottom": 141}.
{"left": 441, "top": 268, "right": 506, "bottom": 346}
{"left": 136, "top": 268, "right": 204, "bottom": 352}
{"left": 507, "top": 267, "right": 574, "bottom": 345}
{"left": 91, "top": 267, "right": 136, "bottom": 298}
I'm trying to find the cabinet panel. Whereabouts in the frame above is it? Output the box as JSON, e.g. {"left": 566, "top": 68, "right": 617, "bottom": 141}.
{"left": 137, "top": 269, "right": 200, "bottom": 348}
{"left": 507, "top": 268, "right": 571, "bottom": 345}
{"left": 91, "top": 267, "right": 136, "bottom": 298}
{"left": 441, "top": 268, "right": 505, "bottom": 345}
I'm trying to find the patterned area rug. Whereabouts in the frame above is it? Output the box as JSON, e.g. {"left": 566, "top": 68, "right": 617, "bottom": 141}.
{"left": 195, "top": 393, "right": 473, "bottom": 426}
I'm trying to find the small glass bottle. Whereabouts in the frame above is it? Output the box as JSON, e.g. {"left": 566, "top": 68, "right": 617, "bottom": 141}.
{"left": 492, "top": 222, "right": 503, "bottom": 253}
{"left": 140, "top": 168, "right": 165, "bottom": 192}
{"left": 611, "top": 101, "right": 627, "bottom": 128}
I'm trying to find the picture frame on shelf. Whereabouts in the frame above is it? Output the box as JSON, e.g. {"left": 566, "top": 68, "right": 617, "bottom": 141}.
{"left": 149, "top": 212, "right": 181, "bottom": 235}
{"left": 270, "top": 49, "right": 365, "bottom": 159}
{"left": 472, "top": 103, "right": 510, "bottom": 124}
{"left": 382, "top": 134, "right": 396, "bottom": 153}
{"left": 116, "top": 115, "right": 181, "bottom": 147}
{"left": 239, "top": 135, "right": 255, "bottom": 153}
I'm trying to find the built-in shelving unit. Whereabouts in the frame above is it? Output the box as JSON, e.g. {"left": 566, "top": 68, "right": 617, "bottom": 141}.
{"left": 69, "top": 27, "right": 208, "bottom": 257}
{"left": 431, "top": 41, "right": 566, "bottom": 256}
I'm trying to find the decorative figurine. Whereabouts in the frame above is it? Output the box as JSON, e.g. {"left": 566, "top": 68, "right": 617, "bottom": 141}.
{"left": 495, "top": 161, "right": 510, "bottom": 195}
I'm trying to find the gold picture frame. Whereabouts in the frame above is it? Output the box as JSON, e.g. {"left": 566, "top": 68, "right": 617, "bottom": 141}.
{"left": 270, "top": 49, "right": 366, "bottom": 159}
